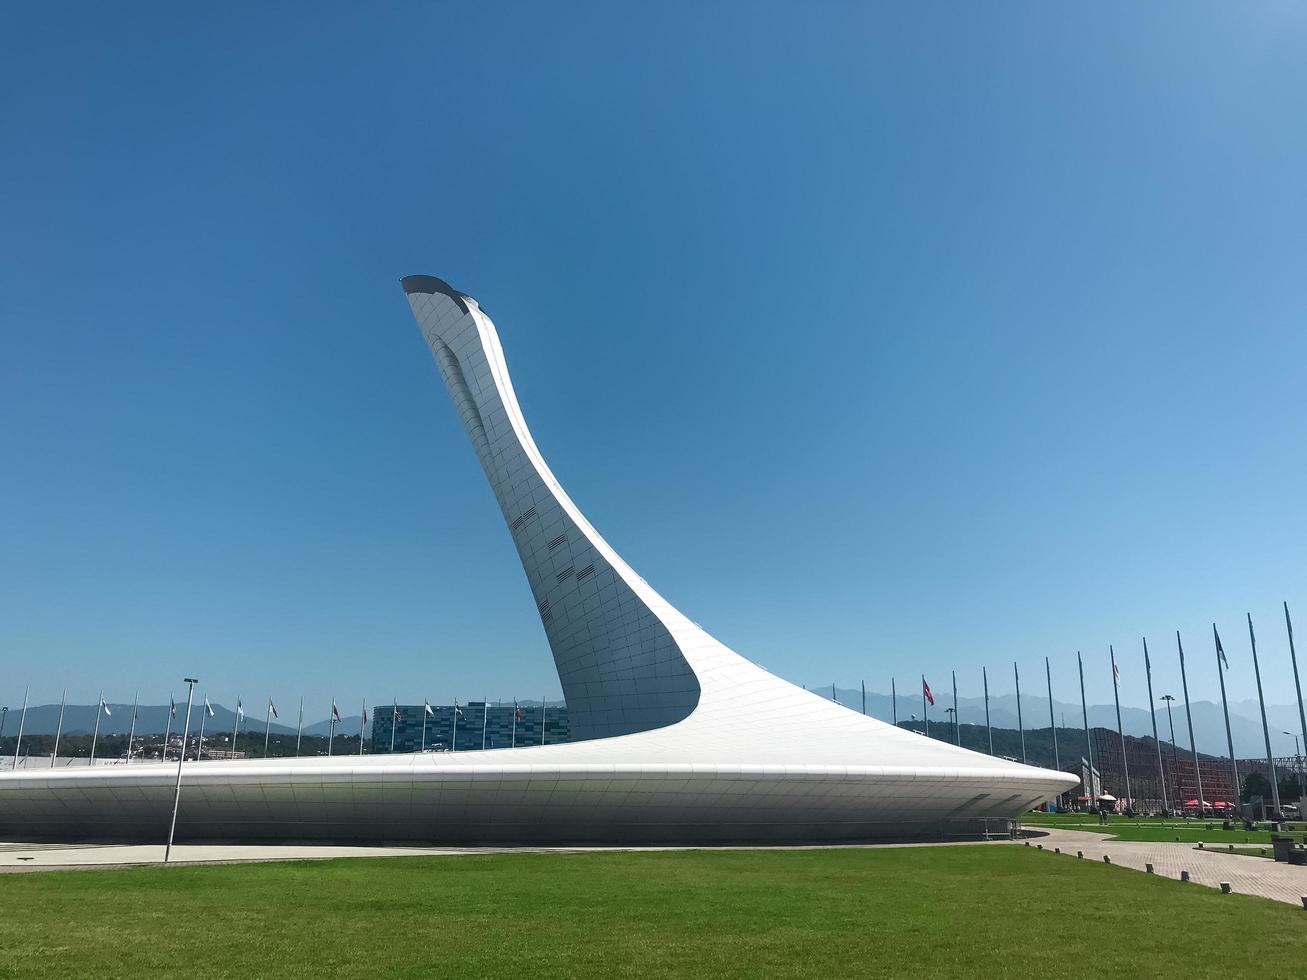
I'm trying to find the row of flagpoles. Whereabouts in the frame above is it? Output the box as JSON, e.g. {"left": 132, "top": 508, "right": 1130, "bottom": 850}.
{"left": 1, "top": 690, "right": 550, "bottom": 768}
{"left": 860, "top": 603, "right": 1300, "bottom": 812}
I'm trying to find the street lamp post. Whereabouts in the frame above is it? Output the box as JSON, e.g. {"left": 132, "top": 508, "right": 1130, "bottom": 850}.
{"left": 164, "top": 678, "right": 198, "bottom": 864}
{"left": 1161, "top": 695, "right": 1179, "bottom": 813}
{"left": 1280, "top": 736, "right": 1301, "bottom": 804}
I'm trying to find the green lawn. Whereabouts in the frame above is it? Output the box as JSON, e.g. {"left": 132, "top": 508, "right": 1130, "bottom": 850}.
{"left": 2, "top": 847, "right": 1305, "bottom": 979}
{"left": 1021, "top": 811, "right": 1298, "bottom": 844}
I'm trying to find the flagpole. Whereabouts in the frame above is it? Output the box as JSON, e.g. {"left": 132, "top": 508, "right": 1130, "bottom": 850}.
{"left": 230, "top": 694, "right": 240, "bottom": 758}
{"left": 89, "top": 689, "right": 104, "bottom": 766}
{"left": 328, "top": 700, "right": 336, "bottom": 756}
{"left": 922, "top": 675, "right": 928, "bottom": 738}
{"left": 163, "top": 693, "right": 174, "bottom": 764}
{"left": 164, "top": 677, "right": 197, "bottom": 863}
{"left": 453, "top": 700, "right": 459, "bottom": 751}
{"left": 1143, "top": 638, "right": 1168, "bottom": 813}
{"left": 1286, "top": 603, "right": 1306, "bottom": 781}
{"left": 390, "top": 700, "right": 398, "bottom": 753}
{"left": 1045, "top": 657, "right": 1059, "bottom": 771}
{"left": 127, "top": 691, "right": 139, "bottom": 764}
{"left": 51, "top": 689, "right": 65, "bottom": 768}
{"left": 1109, "top": 646, "right": 1131, "bottom": 807}
{"left": 13, "top": 687, "right": 28, "bottom": 769}
{"left": 421, "top": 701, "right": 429, "bottom": 752}
{"left": 540, "top": 696, "right": 546, "bottom": 746}
{"left": 296, "top": 697, "right": 303, "bottom": 758}
{"left": 196, "top": 695, "right": 207, "bottom": 761}
{"left": 1177, "top": 631, "right": 1206, "bottom": 816}
{"left": 1248, "top": 613, "right": 1282, "bottom": 816}
{"left": 1014, "top": 663, "right": 1026, "bottom": 765}
{"left": 952, "top": 671, "right": 959, "bottom": 745}
{"left": 983, "top": 666, "right": 992, "bottom": 754}
{"left": 1213, "top": 625, "right": 1240, "bottom": 804}
{"left": 264, "top": 700, "right": 272, "bottom": 758}
{"left": 512, "top": 701, "right": 517, "bottom": 748}
{"left": 481, "top": 700, "right": 488, "bottom": 750}
{"left": 891, "top": 677, "right": 897, "bottom": 726}
{"left": 861, "top": 680, "right": 866, "bottom": 716}
{"left": 359, "top": 699, "right": 366, "bottom": 756}
{"left": 1078, "top": 652, "right": 1095, "bottom": 807}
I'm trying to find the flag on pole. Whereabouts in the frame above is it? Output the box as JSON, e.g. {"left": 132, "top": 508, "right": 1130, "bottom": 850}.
{"left": 1216, "top": 630, "right": 1230, "bottom": 669}
{"left": 393, "top": 703, "right": 400, "bottom": 719}
{"left": 923, "top": 679, "right": 935, "bottom": 706}
{"left": 424, "top": 701, "right": 434, "bottom": 716}
{"left": 170, "top": 697, "right": 176, "bottom": 718}
{"left": 1113, "top": 662, "right": 1121, "bottom": 686}
{"left": 455, "top": 701, "right": 464, "bottom": 719}
{"left": 236, "top": 699, "right": 244, "bottom": 719}
{"left": 515, "top": 703, "right": 524, "bottom": 722}
{"left": 331, "top": 702, "right": 341, "bottom": 722}
{"left": 268, "top": 698, "right": 279, "bottom": 719}
{"left": 362, "top": 706, "right": 369, "bottom": 725}
{"left": 100, "top": 696, "right": 112, "bottom": 716}
{"left": 204, "top": 697, "right": 215, "bottom": 717}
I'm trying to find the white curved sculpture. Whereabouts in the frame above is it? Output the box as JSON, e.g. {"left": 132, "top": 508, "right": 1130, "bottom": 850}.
{"left": 0, "top": 276, "right": 1074, "bottom": 843}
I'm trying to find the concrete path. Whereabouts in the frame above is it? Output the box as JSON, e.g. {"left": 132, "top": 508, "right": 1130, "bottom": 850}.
{"left": 8, "top": 830, "right": 1304, "bottom": 908}
{"left": 1024, "top": 828, "right": 1307, "bottom": 907}
{"left": 0, "top": 836, "right": 1006, "bottom": 873}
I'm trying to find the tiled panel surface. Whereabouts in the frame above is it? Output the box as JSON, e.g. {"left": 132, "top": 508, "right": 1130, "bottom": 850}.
{"left": 407, "top": 286, "right": 699, "bottom": 740}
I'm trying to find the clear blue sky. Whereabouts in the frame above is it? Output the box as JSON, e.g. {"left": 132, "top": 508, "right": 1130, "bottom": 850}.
{"left": 2, "top": 3, "right": 1304, "bottom": 728}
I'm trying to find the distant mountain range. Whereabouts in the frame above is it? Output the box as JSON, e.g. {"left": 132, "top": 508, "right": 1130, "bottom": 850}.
{"left": 8, "top": 690, "right": 1305, "bottom": 757}
{"left": 815, "top": 685, "right": 1307, "bottom": 759}
{"left": 0, "top": 699, "right": 562, "bottom": 739}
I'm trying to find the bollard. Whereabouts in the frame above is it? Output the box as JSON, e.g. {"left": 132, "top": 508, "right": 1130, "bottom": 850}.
{"left": 1146, "top": 863, "right": 1154, "bottom": 874}
{"left": 1198, "top": 842, "right": 1205, "bottom": 850}
{"left": 1037, "top": 844, "right": 1043, "bottom": 850}
{"left": 1261, "top": 849, "right": 1268, "bottom": 856}
{"left": 1220, "top": 882, "right": 1232, "bottom": 894}
{"left": 1077, "top": 850, "right": 1084, "bottom": 859}
{"left": 1103, "top": 855, "right": 1111, "bottom": 865}
{"left": 1228, "top": 844, "right": 1234, "bottom": 852}
{"left": 1024, "top": 841, "right": 1030, "bottom": 847}
{"left": 1055, "top": 848, "right": 1061, "bottom": 855}
{"left": 1181, "top": 870, "right": 1190, "bottom": 882}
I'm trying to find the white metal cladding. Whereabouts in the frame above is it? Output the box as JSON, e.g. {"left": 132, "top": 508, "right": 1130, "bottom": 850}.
{"left": 0, "top": 275, "right": 1077, "bottom": 844}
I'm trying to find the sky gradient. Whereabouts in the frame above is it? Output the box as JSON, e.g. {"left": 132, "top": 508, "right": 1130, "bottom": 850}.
{"left": 2, "top": 4, "right": 1305, "bottom": 746}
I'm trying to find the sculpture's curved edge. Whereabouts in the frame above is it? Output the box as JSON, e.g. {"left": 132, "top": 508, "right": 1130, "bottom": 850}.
{"left": 405, "top": 281, "right": 703, "bottom": 739}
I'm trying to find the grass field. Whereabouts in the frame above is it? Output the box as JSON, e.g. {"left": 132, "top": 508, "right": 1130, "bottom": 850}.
{"left": 1021, "top": 810, "right": 1298, "bottom": 844}
{"left": 2, "top": 846, "right": 1305, "bottom": 979}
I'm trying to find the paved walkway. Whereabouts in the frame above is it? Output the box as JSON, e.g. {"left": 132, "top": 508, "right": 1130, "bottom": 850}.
{"left": 7, "top": 831, "right": 1306, "bottom": 906}
{"left": 1023, "top": 828, "right": 1307, "bottom": 906}
{"left": 0, "top": 836, "right": 1006, "bottom": 873}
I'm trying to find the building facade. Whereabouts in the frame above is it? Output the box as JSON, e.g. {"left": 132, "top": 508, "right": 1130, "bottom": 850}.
{"left": 370, "top": 703, "right": 570, "bottom": 753}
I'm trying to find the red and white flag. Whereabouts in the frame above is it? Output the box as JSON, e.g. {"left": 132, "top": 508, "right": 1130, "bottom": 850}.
{"left": 922, "top": 678, "right": 935, "bottom": 706}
